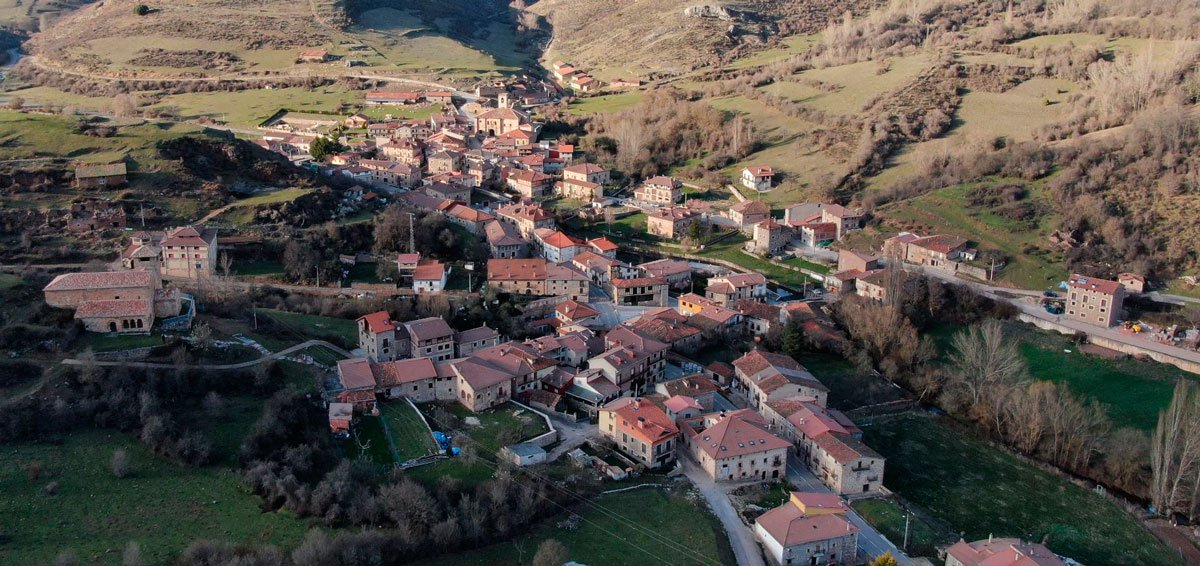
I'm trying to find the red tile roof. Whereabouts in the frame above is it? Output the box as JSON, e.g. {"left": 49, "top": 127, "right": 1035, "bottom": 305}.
{"left": 556, "top": 300, "right": 599, "bottom": 321}
{"left": 403, "top": 317, "right": 453, "bottom": 342}
{"left": 358, "top": 310, "right": 396, "bottom": 333}
{"left": 337, "top": 358, "right": 376, "bottom": 390}
{"left": 372, "top": 357, "right": 438, "bottom": 387}
{"left": 602, "top": 397, "right": 678, "bottom": 445}
{"left": 690, "top": 409, "right": 789, "bottom": 460}
{"left": 744, "top": 165, "right": 773, "bottom": 177}
{"left": 414, "top": 260, "right": 446, "bottom": 281}
{"left": 1067, "top": 274, "right": 1122, "bottom": 296}
{"left": 755, "top": 496, "right": 858, "bottom": 547}
{"left": 587, "top": 237, "right": 618, "bottom": 252}
{"left": 43, "top": 270, "right": 153, "bottom": 292}
{"left": 74, "top": 299, "right": 151, "bottom": 319}
{"left": 160, "top": 225, "right": 215, "bottom": 247}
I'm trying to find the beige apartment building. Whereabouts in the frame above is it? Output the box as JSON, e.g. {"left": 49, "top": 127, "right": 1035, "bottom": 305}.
{"left": 1066, "top": 274, "right": 1125, "bottom": 327}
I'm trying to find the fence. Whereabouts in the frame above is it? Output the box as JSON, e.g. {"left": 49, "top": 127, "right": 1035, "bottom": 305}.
{"left": 512, "top": 400, "right": 559, "bottom": 448}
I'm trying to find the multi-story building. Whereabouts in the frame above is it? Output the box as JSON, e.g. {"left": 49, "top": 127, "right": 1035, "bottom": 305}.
{"left": 741, "top": 165, "right": 774, "bottom": 192}
{"left": 747, "top": 218, "right": 790, "bottom": 256}
{"left": 497, "top": 201, "right": 555, "bottom": 239}
{"left": 728, "top": 199, "right": 770, "bottom": 229}
{"left": 535, "top": 230, "right": 587, "bottom": 263}
{"left": 404, "top": 317, "right": 456, "bottom": 361}
{"left": 609, "top": 276, "right": 669, "bottom": 307}
{"left": 646, "top": 207, "right": 698, "bottom": 240}
{"left": 755, "top": 492, "right": 859, "bottom": 566}
{"left": 783, "top": 203, "right": 864, "bottom": 240}
{"left": 733, "top": 350, "right": 829, "bottom": 408}
{"left": 413, "top": 260, "right": 448, "bottom": 294}
{"left": 638, "top": 259, "right": 692, "bottom": 290}
{"left": 680, "top": 409, "right": 789, "bottom": 482}
{"left": 705, "top": 272, "right": 767, "bottom": 307}
{"left": 1066, "top": 274, "right": 1126, "bottom": 328}
{"left": 475, "top": 107, "right": 528, "bottom": 136}
{"left": 455, "top": 325, "right": 501, "bottom": 357}
{"left": 598, "top": 397, "right": 679, "bottom": 468}
{"left": 486, "top": 258, "right": 590, "bottom": 301}
{"left": 356, "top": 311, "right": 409, "bottom": 362}
{"left": 556, "top": 178, "right": 603, "bottom": 200}
{"left": 562, "top": 163, "right": 610, "bottom": 185}
{"left": 484, "top": 220, "right": 528, "bottom": 259}
{"left": 119, "top": 226, "right": 219, "bottom": 280}
{"left": 588, "top": 326, "right": 668, "bottom": 394}
{"left": 507, "top": 169, "right": 554, "bottom": 198}
{"left": 634, "top": 176, "right": 682, "bottom": 205}
{"left": 946, "top": 538, "right": 1070, "bottom": 566}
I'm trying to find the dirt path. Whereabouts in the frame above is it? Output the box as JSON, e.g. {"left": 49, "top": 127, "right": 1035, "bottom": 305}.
{"left": 1147, "top": 519, "right": 1200, "bottom": 566}
{"left": 59, "top": 338, "right": 351, "bottom": 370}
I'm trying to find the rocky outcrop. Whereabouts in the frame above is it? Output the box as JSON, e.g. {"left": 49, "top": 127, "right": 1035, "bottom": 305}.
{"left": 682, "top": 4, "right": 755, "bottom": 21}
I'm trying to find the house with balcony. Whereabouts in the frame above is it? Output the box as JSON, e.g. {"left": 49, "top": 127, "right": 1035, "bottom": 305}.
{"left": 680, "top": 409, "right": 789, "bottom": 482}
{"left": 598, "top": 397, "right": 679, "bottom": 469}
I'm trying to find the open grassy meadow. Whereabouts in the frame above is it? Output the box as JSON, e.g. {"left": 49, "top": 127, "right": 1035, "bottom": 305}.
{"left": 0, "top": 427, "right": 308, "bottom": 565}
{"left": 864, "top": 415, "right": 1179, "bottom": 565}
{"left": 850, "top": 498, "right": 945, "bottom": 558}
{"left": 378, "top": 400, "right": 438, "bottom": 462}
{"left": 253, "top": 308, "right": 357, "bottom": 348}
{"left": 421, "top": 486, "right": 737, "bottom": 566}
{"left": 724, "top": 34, "right": 819, "bottom": 71}
{"left": 567, "top": 91, "right": 645, "bottom": 115}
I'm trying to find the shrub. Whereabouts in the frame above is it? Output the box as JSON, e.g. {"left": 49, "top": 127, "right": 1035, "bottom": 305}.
{"left": 134, "top": 4, "right": 149, "bottom": 15}
{"left": 111, "top": 448, "right": 131, "bottom": 479}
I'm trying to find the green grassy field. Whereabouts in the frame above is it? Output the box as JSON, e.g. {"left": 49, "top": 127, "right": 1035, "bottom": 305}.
{"left": 850, "top": 498, "right": 945, "bottom": 558}
{"left": 693, "top": 235, "right": 817, "bottom": 289}
{"left": 378, "top": 400, "right": 437, "bottom": 462}
{"left": 435, "top": 402, "right": 550, "bottom": 455}
{"left": 1001, "top": 321, "right": 1198, "bottom": 430}
{"left": 343, "top": 414, "right": 395, "bottom": 465}
{"left": 803, "top": 353, "right": 908, "bottom": 410}
{"left": 775, "top": 53, "right": 931, "bottom": 116}
{"left": 254, "top": 308, "right": 357, "bottom": 347}
{"left": 0, "top": 429, "right": 308, "bottom": 565}
{"left": 351, "top": 8, "right": 521, "bottom": 75}
{"left": 878, "top": 179, "right": 1067, "bottom": 288}
{"left": 567, "top": 92, "right": 645, "bottom": 115}
{"left": 724, "top": 34, "right": 819, "bottom": 71}
{"left": 77, "top": 332, "right": 164, "bottom": 352}
{"left": 421, "top": 486, "right": 736, "bottom": 566}
{"left": 864, "top": 416, "right": 1178, "bottom": 565}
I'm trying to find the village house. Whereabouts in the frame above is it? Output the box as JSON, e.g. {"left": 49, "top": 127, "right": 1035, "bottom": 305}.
{"left": 521, "top": 333, "right": 591, "bottom": 368}
{"left": 563, "top": 163, "right": 610, "bottom": 185}
{"left": 626, "top": 308, "right": 703, "bottom": 352}
{"left": 748, "top": 218, "right": 790, "bottom": 256}
{"left": 484, "top": 220, "right": 528, "bottom": 259}
{"left": 555, "top": 299, "right": 602, "bottom": 329}
{"left": 42, "top": 270, "right": 180, "bottom": 334}
{"left": 452, "top": 358, "right": 514, "bottom": 411}
{"left": 141, "top": 226, "right": 218, "bottom": 280}
{"left": 427, "top": 150, "right": 462, "bottom": 174}
{"left": 359, "top": 160, "right": 421, "bottom": 188}
{"left": 423, "top": 181, "right": 471, "bottom": 203}
{"left": 733, "top": 350, "right": 829, "bottom": 408}
{"left": 587, "top": 237, "right": 619, "bottom": 259}
{"left": 681, "top": 409, "right": 790, "bottom": 482}
{"left": 728, "top": 200, "right": 771, "bottom": 230}
{"left": 74, "top": 162, "right": 128, "bottom": 189}
{"left": 663, "top": 395, "right": 704, "bottom": 421}
{"left": 589, "top": 326, "right": 669, "bottom": 394}
{"left": 785, "top": 203, "right": 865, "bottom": 241}
{"left": 497, "top": 201, "right": 555, "bottom": 239}
{"left": 425, "top": 91, "right": 454, "bottom": 105}
{"left": 741, "top": 165, "right": 774, "bottom": 192}
{"left": 486, "top": 258, "right": 591, "bottom": 301}
{"left": 598, "top": 397, "right": 679, "bottom": 468}
{"left": 679, "top": 292, "right": 718, "bottom": 315}
{"left": 569, "top": 74, "right": 601, "bottom": 92}
{"left": 1066, "top": 274, "right": 1126, "bottom": 328}
{"left": 705, "top": 272, "right": 767, "bottom": 307}
{"left": 656, "top": 374, "right": 722, "bottom": 408}
{"left": 571, "top": 251, "right": 633, "bottom": 286}
{"left": 847, "top": 269, "right": 886, "bottom": 302}
{"left": 535, "top": 230, "right": 587, "bottom": 263}
{"left": 563, "top": 369, "right": 625, "bottom": 416}
{"left": 413, "top": 260, "right": 448, "bottom": 294}
{"left": 946, "top": 538, "right": 1069, "bottom": 566}
{"left": 551, "top": 61, "right": 577, "bottom": 81}
{"left": 328, "top": 403, "right": 353, "bottom": 436}
{"left": 646, "top": 207, "right": 699, "bottom": 240}
{"left": 445, "top": 203, "right": 494, "bottom": 236}
{"left": 737, "top": 300, "right": 782, "bottom": 337}
{"left": 754, "top": 492, "right": 859, "bottom": 566}
{"left": 507, "top": 168, "right": 554, "bottom": 198}
{"left": 557, "top": 178, "right": 603, "bottom": 200}
{"left": 634, "top": 176, "right": 683, "bottom": 205}
{"left": 469, "top": 342, "right": 558, "bottom": 394}
{"left": 609, "top": 276, "right": 669, "bottom": 307}
{"left": 395, "top": 252, "right": 422, "bottom": 288}
{"left": 638, "top": 259, "right": 692, "bottom": 290}
{"left": 837, "top": 249, "right": 882, "bottom": 273}
{"left": 356, "top": 311, "right": 409, "bottom": 363}
{"left": 761, "top": 396, "right": 884, "bottom": 495}
{"left": 404, "top": 316, "right": 456, "bottom": 361}
{"left": 378, "top": 139, "right": 425, "bottom": 166}
{"left": 297, "top": 49, "right": 330, "bottom": 63}
{"left": 344, "top": 114, "right": 369, "bottom": 129}
{"left": 455, "top": 325, "right": 501, "bottom": 357}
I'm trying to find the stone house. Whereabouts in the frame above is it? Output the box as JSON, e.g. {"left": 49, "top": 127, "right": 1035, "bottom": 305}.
{"left": 755, "top": 492, "right": 859, "bottom": 566}
{"left": 681, "top": 409, "right": 789, "bottom": 482}
{"left": 705, "top": 272, "right": 767, "bottom": 307}
{"left": 646, "top": 207, "right": 698, "bottom": 240}
{"left": 1066, "top": 274, "right": 1126, "bottom": 328}
{"left": 634, "top": 176, "right": 682, "bottom": 205}
{"left": 404, "top": 317, "right": 456, "bottom": 361}
{"left": 598, "top": 397, "right": 679, "bottom": 469}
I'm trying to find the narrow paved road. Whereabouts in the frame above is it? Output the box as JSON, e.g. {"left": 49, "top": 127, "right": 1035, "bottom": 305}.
{"left": 786, "top": 454, "right": 914, "bottom": 565}
{"left": 61, "top": 339, "right": 350, "bottom": 369}
{"left": 682, "top": 458, "right": 767, "bottom": 566}
{"left": 912, "top": 264, "right": 1200, "bottom": 368}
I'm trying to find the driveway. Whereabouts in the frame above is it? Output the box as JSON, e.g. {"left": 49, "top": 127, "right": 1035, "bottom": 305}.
{"left": 545, "top": 414, "right": 599, "bottom": 461}
{"left": 786, "top": 454, "right": 914, "bottom": 565}
{"left": 682, "top": 458, "right": 767, "bottom": 566}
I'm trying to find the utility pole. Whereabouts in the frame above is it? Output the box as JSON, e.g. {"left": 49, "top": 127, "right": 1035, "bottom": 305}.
{"left": 316, "top": 264, "right": 321, "bottom": 288}
{"left": 903, "top": 511, "right": 911, "bottom": 551}
{"left": 139, "top": 202, "right": 145, "bottom": 227}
